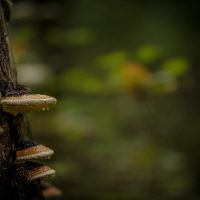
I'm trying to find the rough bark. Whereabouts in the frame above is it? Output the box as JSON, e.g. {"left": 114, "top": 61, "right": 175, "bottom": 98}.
{"left": 0, "top": 3, "right": 43, "bottom": 200}
{"left": 0, "top": 11, "right": 11, "bottom": 81}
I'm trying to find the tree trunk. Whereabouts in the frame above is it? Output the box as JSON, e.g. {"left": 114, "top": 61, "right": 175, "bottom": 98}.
{"left": 0, "top": 2, "right": 44, "bottom": 200}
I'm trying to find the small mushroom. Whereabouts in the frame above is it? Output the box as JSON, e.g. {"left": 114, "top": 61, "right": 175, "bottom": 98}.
{"left": 1, "top": 94, "right": 57, "bottom": 115}
{"left": 24, "top": 161, "right": 55, "bottom": 181}
{"left": 41, "top": 181, "right": 62, "bottom": 198}
{"left": 16, "top": 140, "right": 54, "bottom": 161}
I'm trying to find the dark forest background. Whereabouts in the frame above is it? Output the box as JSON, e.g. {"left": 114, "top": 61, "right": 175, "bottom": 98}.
{"left": 10, "top": 0, "right": 200, "bottom": 199}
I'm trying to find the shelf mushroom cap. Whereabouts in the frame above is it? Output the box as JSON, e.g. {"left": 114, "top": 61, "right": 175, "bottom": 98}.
{"left": 25, "top": 162, "right": 55, "bottom": 181}
{"left": 1, "top": 94, "right": 57, "bottom": 115}
{"left": 16, "top": 141, "right": 54, "bottom": 161}
{"left": 41, "top": 181, "right": 62, "bottom": 198}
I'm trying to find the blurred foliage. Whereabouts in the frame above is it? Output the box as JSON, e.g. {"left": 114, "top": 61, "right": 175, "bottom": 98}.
{"left": 10, "top": 0, "right": 200, "bottom": 199}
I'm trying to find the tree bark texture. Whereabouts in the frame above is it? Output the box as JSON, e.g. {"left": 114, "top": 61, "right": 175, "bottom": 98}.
{"left": 0, "top": 3, "right": 44, "bottom": 200}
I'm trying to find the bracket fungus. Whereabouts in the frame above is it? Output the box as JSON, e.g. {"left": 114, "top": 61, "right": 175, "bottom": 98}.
{"left": 16, "top": 140, "right": 54, "bottom": 161}
{"left": 41, "top": 181, "right": 62, "bottom": 198}
{"left": 1, "top": 94, "right": 57, "bottom": 115}
{"left": 24, "top": 161, "right": 55, "bottom": 181}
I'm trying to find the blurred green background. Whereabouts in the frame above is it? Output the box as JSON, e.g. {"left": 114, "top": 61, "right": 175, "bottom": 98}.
{"left": 10, "top": 0, "right": 200, "bottom": 199}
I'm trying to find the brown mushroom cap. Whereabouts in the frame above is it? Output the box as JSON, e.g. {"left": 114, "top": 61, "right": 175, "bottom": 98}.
{"left": 1, "top": 94, "right": 57, "bottom": 115}
{"left": 42, "top": 186, "right": 62, "bottom": 198}
{"left": 28, "top": 164, "right": 55, "bottom": 181}
{"left": 41, "top": 182, "right": 62, "bottom": 198}
{"left": 16, "top": 144, "right": 54, "bottom": 161}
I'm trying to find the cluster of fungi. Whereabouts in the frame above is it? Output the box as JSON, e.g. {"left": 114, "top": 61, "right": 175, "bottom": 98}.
{"left": 0, "top": 1, "right": 61, "bottom": 199}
